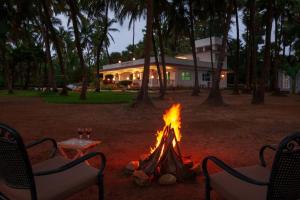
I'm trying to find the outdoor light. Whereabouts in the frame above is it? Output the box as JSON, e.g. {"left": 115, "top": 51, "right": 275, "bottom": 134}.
{"left": 118, "top": 60, "right": 122, "bottom": 63}
{"left": 132, "top": 57, "right": 136, "bottom": 61}
{"left": 221, "top": 74, "right": 225, "bottom": 78}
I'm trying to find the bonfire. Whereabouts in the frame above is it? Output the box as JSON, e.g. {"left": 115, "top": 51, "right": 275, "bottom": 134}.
{"left": 126, "top": 104, "right": 199, "bottom": 186}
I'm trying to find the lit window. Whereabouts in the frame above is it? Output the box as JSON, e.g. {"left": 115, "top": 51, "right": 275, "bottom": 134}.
{"left": 181, "top": 72, "right": 192, "bottom": 81}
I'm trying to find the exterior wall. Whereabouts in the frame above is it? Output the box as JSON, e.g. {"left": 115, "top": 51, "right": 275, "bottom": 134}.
{"left": 102, "top": 64, "right": 228, "bottom": 89}
{"left": 174, "top": 68, "right": 227, "bottom": 88}
{"left": 278, "top": 71, "right": 300, "bottom": 93}
{"left": 176, "top": 69, "right": 194, "bottom": 87}
{"left": 297, "top": 73, "right": 300, "bottom": 93}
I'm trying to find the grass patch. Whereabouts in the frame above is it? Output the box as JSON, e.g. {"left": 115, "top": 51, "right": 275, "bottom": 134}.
{"left": 42, "top": 91, "right": 135, "bottom": 104}
{"left": 0, "top": 90, "right": 41, "bottom": 97}
{"left": 0, "top": 90, "right": 135, "bottom": 104}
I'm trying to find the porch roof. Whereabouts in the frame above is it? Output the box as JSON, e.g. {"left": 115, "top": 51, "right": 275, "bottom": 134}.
{"left": 100, "top": 56, "right": 211, "bottom": 72}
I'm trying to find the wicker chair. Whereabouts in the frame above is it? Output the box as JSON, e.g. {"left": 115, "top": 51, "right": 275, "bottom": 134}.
{"left": 202, "top": 132, "right": 300, "bottom": 200}
{"left": 0, "top": 123, "right": 106, "bottom": 200}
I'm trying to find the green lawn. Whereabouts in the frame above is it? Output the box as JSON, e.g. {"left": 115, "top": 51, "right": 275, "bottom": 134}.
{"left": 0, "top": 90, "right": 135, "bottom": 104}
{"left": 0, "top": 90, "right": 41, "bottom": 97}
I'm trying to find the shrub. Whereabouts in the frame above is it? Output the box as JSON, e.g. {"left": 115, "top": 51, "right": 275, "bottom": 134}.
{"left": 118, "top": 80, "right": 132, "bottom": 87}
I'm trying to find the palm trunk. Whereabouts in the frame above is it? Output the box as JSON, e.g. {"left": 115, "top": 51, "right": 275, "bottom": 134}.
{"left": 204, "top": 0, "right": 234, "bottom": 105}
{"left": 23, "top": 61, "right": 31, "bottom": 90}
{"left": 95, "top": 46, "right": 101, "bottom": 92}
{"left": 252, "top": 0, "right": 273, "bottom": 104}
{"left": 67, "top": 0, "right": 88, "bottom": 100}
{"left": 41, "top": 0, "right": 68, "bottom": 95}
{"left": 1, "top": 45, "right": 13, "bottom": 94}
{"left": 291, "top": 78, "right": 296, "bottom": 94}
{"left": 249, "top": 0, "right": 257, "bottom": 92}
{"left": 209, "top": 14, "right": 214, "bottom": 88}
{"left": 95, "top": 2, "right": 109, "bottom": 93}
{"left": 272, "top": 14, "right": 280, "bottom": 94}
{"left": 106, "top": 45, "right": 112, "bottom": 64}
{"left": 135, "top": 0, "right": 153, "bottom": 104}
{"left": 152, "top": 31, "right": 164, "bottom": 98}
{"left": 233, "top": 0, "right": 240, "bottom": 95}
{"left": 132, "top": 20, "right": 135, "bottom": 58}
{"left": 188, "top": 0, "right": 200, "bottom": 96}
{"left": 44, "top": 26, "right": 57, "bottom": 92}
{"left": 245, "top": 16, "right": 251, "bottom": 92}
{"left": 155, "top": 14, "right": 167, "bottom": 98}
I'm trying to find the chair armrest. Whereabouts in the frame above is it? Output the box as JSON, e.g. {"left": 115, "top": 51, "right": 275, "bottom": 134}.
{"left": 202, "top": 156, "right": 269, "bottom": 186}
{"left": 26, "top": 138, "right": 58, "bottom": 158}
{"left": 259, "top": 144, "right": 277, "bottom": 167}
{"left": 33, "top": 152, "right": 106, "bottom": 176}
{"left": 0, "top": 192, "right": 9, "bottom": 200}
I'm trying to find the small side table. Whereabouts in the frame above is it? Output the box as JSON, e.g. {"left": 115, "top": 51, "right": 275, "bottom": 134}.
{"left": 58, "top": 138, "right": 101, "bottom": 166}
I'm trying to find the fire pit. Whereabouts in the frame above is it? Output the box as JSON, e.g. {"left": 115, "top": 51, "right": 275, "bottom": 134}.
{"left": 126, "top": 104, "right": 200, "bottom": 186}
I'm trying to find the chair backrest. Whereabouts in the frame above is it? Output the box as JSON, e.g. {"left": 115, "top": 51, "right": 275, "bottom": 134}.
{"left": 267, "top": 132, "right": 300, "bottom": 200}
{"left": 0, "top": 124, "right": 36, "bottom": 196}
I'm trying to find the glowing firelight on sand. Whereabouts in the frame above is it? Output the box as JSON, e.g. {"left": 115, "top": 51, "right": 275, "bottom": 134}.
{"left": 150, "top": 104, "right": 182, "bottom": 153}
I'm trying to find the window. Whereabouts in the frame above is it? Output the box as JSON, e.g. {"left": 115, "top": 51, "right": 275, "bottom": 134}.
{"left": 181, "top": 72, "right": 192, "bottom": 81}
{"left": 197, "top": 47, "right": 203, "bottom": 53}
{"left": 202, "top": 73, "right": 211, "bottom": 82}
{"left": 167, "top": 72, "right": 170, "bottom": 80}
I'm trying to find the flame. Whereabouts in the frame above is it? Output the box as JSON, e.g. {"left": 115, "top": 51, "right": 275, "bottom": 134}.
{"left": 150, "top": 104, "right": 182, "bottom": 153}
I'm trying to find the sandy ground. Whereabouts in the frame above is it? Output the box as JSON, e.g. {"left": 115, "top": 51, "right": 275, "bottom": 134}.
{"left": 1, "top": 90, "right": 300, "bottom": 200}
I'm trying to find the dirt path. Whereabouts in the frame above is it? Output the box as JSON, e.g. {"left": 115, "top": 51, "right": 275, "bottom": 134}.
{"left": 1, "top": 90, "right": 300, "bottom": 200}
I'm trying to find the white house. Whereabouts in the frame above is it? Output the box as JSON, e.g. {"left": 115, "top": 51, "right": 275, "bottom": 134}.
{"left": 100, "top": 37, "right": 227, "bottom": 89}
{"left": 278, "top": 71, "right": 300, "bottom": 93}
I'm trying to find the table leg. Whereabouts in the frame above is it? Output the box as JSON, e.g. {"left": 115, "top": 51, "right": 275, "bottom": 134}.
{"left": 59, "top": 146, "right": 81, "bottom": 161}
{"left": 58, "top": 146, "right": 69, "bottom": 159}
{"left": 76, "top": 149, "right": 91, "bottom": 166}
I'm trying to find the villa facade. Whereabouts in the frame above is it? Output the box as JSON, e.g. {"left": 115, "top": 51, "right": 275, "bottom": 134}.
{"left": 100, "top": 36, "right": 300, "bottom": 93}
{"left": 278, "top": 71, "right": 300, "bottom": 93}
{"left": 100, "top": 37, "right": 227, "bottom": 89}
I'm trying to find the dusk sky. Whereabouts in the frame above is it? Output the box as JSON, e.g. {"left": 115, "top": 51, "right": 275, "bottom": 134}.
{"left": 106, "top": 11, "right": 247, "bottom": 53}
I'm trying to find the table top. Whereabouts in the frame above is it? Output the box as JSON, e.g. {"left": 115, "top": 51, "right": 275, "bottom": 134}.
{"left": 58, "top": 138, "right": 101, "bottom": 150}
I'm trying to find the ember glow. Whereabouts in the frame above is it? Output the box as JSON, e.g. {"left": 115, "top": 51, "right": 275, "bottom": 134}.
{"left": 150, "top": 104, "right": 182, "bottom": 153}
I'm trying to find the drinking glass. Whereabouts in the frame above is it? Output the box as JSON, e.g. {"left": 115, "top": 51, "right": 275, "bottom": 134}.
{"left": 86, "top": 128, "right": 92, "bottom": 139}
{"left": 77, "top": 128, "right": 83, "bottom": 139}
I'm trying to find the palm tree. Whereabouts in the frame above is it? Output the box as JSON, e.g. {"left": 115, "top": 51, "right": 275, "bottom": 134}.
{"left": 204, "top": 0, "right": 234, "bottom": 106}
{"left": 84, "top": 0, "right": 107, "bottom": 93}
{"left": 95, "top": 2, "right": 109, "bottom": 93}
{"left": 40, "top": 0, "right": 68, "bottom": 95}
{"left": 154, "top": 14, "right": 168, "bottom": 98}
{"left": 153, "top": 0, "right": 170, "bottom": 98}
{"left": 252, "top": 0, "right": 273, "bottom": 104}
{"left": 152, "top": 30, "right": 164, "bottom": 97}
{"left": 136, "top": 0, "right": 153, "bottom": 104}
{"left": 66, "top": 0, "right": 88, "bottom": 100}
{"left": 208, "top": 1, "right": 215, "bottom": 86}
{"left": 232, "top": 0, "right": 240, "bottom": 95}
{"left": 41, "top": 25, "right": 57, "bottom": 92}
{"left": 243, "top": 6, "right": 252, "bottom": 92}
{"left": 188, "top": 0, "right": 200, "bottom": 96}
{"left": 39, "top": 20, "right": 57, "bottom": 92}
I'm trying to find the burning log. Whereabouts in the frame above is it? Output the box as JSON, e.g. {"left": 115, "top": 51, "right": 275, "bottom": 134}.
{"left": 139, "top": 126, "right": 195, "bottom": 181}
{"left": 129, "top": 104, "right": 198, "bottom": 185}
